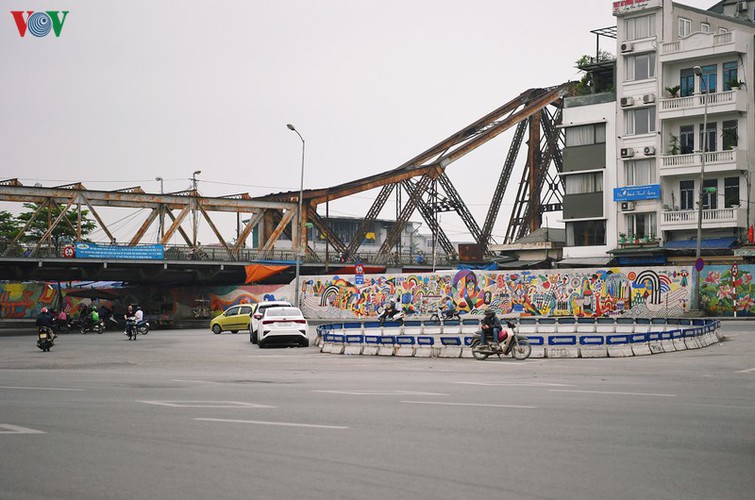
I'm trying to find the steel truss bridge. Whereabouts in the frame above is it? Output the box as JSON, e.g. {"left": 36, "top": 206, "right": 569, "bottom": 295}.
{"left": 0, "top": 83, "right": 574, "bottom": 284}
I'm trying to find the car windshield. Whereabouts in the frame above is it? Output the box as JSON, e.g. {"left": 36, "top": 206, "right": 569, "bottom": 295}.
{"left": 265, "top": 307, "right": 302, "bottom": 318}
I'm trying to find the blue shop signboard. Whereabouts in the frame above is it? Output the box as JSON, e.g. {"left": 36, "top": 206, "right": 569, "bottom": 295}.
{"left": 75, "top": 242, "right": 164, "bottom": 260}
{"left": 613, "top": 184, "right": 661, "bottom": 202}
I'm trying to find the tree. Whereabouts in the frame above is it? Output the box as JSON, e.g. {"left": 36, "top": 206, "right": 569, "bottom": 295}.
{"left": 15, "top": 202, "right": 96, "bottom": 250}
{"left": 0, "top": 210, "right": 20, "bottom": 241}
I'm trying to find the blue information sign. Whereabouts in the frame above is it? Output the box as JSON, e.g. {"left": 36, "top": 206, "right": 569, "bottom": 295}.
{"left": 75, "top": 242, "right": 164, "bottom": 260}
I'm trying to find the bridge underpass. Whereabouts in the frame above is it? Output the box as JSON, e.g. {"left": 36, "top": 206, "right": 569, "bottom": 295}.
{"left": 0, "top": 83, "right": 574, "bottom": 285}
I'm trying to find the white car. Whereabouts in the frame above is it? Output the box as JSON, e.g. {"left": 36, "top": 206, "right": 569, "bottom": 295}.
{"left": 249, "top": 301, "right": 292, "bottom": 344}
{"left": 256, "top": 306, "right": 309, "bottom": 348}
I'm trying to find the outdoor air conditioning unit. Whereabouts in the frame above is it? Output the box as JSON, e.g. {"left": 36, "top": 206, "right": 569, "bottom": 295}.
{"left": 644, "top": 146, "right": 656, "bottom": 156}
{"left": 621, "top": 201, "right": 636, "bottom": 211}
{"left": 620, "top": 96, "right": 635, "bottom": 107}
{"left": 736, "top": 1, "right": 748, "bottom": 13}
{"left": 643, "top": 93, "right": 656, "bottom": 104}
{"left": 621, "top": 42, "right": 634, "bottom": 53}
{"left": 621, "top": 147, "right": 635, "bottom": 158}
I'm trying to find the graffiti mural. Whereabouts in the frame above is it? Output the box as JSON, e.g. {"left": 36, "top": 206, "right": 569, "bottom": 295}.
{"left": 299, "top": 267, "right": 697, "bottom": 319}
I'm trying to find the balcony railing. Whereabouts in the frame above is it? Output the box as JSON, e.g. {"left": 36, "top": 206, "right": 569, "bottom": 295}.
{"left": 659, "top": 149, "right": 741, "bottom": 176}
{"left": 660, "top": 207, "right": 744, "bottom": 230}
{"left": 659, "top": 90, "right": 739, "bottom": 112}
{"left": 660, "top": 31, "right": 743, "bottom": 58}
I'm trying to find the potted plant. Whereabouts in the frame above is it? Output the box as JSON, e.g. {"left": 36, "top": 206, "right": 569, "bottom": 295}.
{"left": 665, "top": 85, "right": 681, "bottom": 98}
{"left": 728, "top": 79, "right": 745, "bottom": 90}
{"left": 619, "top": 232, "right": 627, "bottom": 244}
{"left": 668, "top": 134, "right": 680, "bottom": 155}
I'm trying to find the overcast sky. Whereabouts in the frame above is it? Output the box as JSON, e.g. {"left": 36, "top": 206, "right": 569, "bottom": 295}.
{"left": 1, "top": 0, "right": 716, "bottom": 243}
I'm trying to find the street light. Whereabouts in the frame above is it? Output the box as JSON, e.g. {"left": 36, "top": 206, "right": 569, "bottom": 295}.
{"left": 693, "top": 65, "right": 709, "bottom": 312}
{"left": 287, "top": 124, "right": 305, "bottom": 307}
{"left": 155, "top": 177, "right": 164, "bottom": 240}
{"left": 191, "top": 170, "right": 201, "bottom": 247}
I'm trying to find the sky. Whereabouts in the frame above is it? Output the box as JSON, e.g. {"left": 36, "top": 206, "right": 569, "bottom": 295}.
{"left": 0, "top": 0, "right": 717, "bottom": 244}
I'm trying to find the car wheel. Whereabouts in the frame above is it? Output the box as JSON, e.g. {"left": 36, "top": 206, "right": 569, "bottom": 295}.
{"left": 300, "top": 339, "right": 310, "bottom": 348}
{"left": 212, "top": 324, "right": 222, "bottom": 335}
{"left": 258, "top": 340, "right": 266, "bottom": 349}
{"left": 251, "top": 331, "right": 258, "bottom": 344}
{"left": 231, "top": 330, "right": 238, "bottom": 334}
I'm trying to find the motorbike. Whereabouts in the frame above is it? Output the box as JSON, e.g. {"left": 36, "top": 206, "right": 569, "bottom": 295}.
{"left": 377, "top": 307, "right": 405, "bottom": 326}
{"left": 137, "top": 320, "right": 150, "bottom": 335}
{"left": 53, "top": 317, "right": 69, "bottom": 334}
{"left": 36, "top": 326, "right": 54, "bottom": 352}
{"left": 125, "top": 317, "right": 138, "bottom": 340}
{"left": 470, "top": 320, "right": 531, "bottom": 361}
{"left": 428, "top": 307, "right": 461, "bottom": 324}
{"left": 80, "top": 319, "right": 105, "bottom": 334}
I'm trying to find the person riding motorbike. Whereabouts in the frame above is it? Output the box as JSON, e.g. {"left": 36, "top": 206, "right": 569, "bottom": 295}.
{"left": 134, "top": 306, "right": 146, "bottom": 330}
{"left": 83, "top": 307, "right": 100, "bottom": 332}
{"left": 444, "top": 296, "right": 457, "bottom": 320}
{"left": 384, "top": 299, "right": 400, "bottom": 319}
{"left": 480, "top": 309, "right": 502, "bottom": 347}
{"left": 36, "top": 307, "right": 56, "bottom": 338}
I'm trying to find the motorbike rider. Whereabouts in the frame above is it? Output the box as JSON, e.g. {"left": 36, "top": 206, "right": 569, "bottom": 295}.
{"left": 383, "top": 298, "right": 400, "bottom": 320}
{"left": 83, "top": 307, "right": 100, "bottom": 332}
{"left": 480, "top": 309, "right": 502, "bottom": 346}
{"left": 36, "top": 307, "right": 56, "bottom": 339}
{"left": 444, "top": 296, "right": 457, "bottom": 319}
{"left": 134, "top": 306, "right": 145, "bottom": 329}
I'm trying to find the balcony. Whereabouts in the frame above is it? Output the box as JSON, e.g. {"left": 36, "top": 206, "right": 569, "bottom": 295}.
{"left": 658, "top": 89, "right": 746, "bottom": 120}
{"left": 660, "top": 206, "right": 746, "bottom": 231}
{"left": 660, "top": 31, "right": 747, "bottom": 63}
{"left": 659, "top": 149, "right": 744, "bottom": 177}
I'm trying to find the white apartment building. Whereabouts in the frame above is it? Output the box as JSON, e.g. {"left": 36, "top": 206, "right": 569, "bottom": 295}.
{"left": 613, "top": 0, "right": 755, "bottom": 265}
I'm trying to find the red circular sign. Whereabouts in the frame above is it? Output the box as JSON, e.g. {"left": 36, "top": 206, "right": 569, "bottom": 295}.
{"left": 62, "top": 245, "right": 75, "bottom": 258}
{"left": 731, "top": 263, "right": 739, "bottom": 278}
{"left": 695, "top": 258, "right": 705, "bottom": 272}
{"left": 355, "top": 263, "right": 364, "bottom": 275}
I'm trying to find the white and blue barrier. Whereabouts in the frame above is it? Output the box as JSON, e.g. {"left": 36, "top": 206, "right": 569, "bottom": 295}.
{"left": 315, "top": 317, "right": 723, "bottom": 359}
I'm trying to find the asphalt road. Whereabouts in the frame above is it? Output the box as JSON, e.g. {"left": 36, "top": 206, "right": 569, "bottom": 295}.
{"left": 1, "top": 323, "right": 753, "bottom": 500}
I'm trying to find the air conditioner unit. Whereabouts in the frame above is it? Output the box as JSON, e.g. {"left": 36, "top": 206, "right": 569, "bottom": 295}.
{"left": 621, "top": 201, "right": 636, "bottom": 211}
{"left": 621, "top": 42, "right": 634, "bottom": 53}
{"left": 621, "top": 147, "right": 635, "bottom": 158}
{"left": 643, "top": 93, "right": 656, "bottom": 104}
{"left": 644, "top": 146, "right": 656, "bottom": 156}
{"left": 620, "top": 96, "right": 635, "bottom": 107}
{"left": 736, "top": 1, "right": 748, "bottom": 13}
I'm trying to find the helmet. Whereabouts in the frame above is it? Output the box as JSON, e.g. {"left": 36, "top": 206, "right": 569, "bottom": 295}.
{"left": 484, "top": 309, "right": 495, "bottom": 316}
{"left": 41, "top": 307, "right": 48, "bottom": 313}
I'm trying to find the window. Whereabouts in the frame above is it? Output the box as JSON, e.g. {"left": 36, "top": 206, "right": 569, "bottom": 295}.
{"left": 626, "top": 52, "right": 656, "bottom": 81}
{"left": 680, "top": 125, "right": 694, "bottom": 154}
{"left": 700, "top": 122, "right": 717, "bottom": 152}
{"left": 625, "top": 212, "right": 656, "bottom": 239}
{"left": 680, "top": 180, "right": 694, "bottom": 210}
{"left": 564, "top": 172, "right": 603, "bottom": 195}
{"left": 564, "top": 123, "right": 606, "bottom": 147}
{"left": 678, "top": 17, "right": 692, "bottom": 37}
{"left": 680, "top": 68, "right": 695, "bottom": 97}
{"left": 724, "top": 177, "right": 740, "bottom": 208}
{"left": 566, "top": 220, "right": 606, "bottom": 246}
{"left": 723, "top": 61, "right": 738, "bottom": 90}
{"left": 700, "top": 64, "right": 717, "bottom": 93}
{"left": 722, "top": 120, "right": 738, "bottom": 150}
{"left": 703, "top": 179, "right": 717, "bottom": 209}
{"left": 701, "top": 23, "right": 710, "bottom": 33}
{"left": 625, "top": 107, "right": 656, "bottom": 135}
{"left": 624, "top": 159, "right": 654, "bottom": 186}
{"left": 625, "top": 14, "right": 656, "bottom": 40}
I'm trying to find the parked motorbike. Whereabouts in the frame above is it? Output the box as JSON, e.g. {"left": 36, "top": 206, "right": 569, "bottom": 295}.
{"left": 470, "top": 320, "right": 531, "bottom": 361}
{"left": 53, "top": 318, "right": 69, "bottom": 334}
{"left": 428, "top": 307, "right": 461, "bottom": 324}
{"left": 125, "top": 317, "right": 138, "bottom": 340}
{"left": 80, "top": 320, "right": 104, "bottom": 334}
{"left": 36, "top": 326, "right": 54, "bottom": 352}
{"left": 137, "top": 320, "right": 150, "bottom": 335}
{"left": 377, "top": 307, "right": 405, "bottom": 326}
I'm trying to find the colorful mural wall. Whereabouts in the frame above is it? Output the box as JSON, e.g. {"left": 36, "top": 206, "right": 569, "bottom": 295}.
{"left": 299, "top": 266, "right": 699, "bottom": 319}
{"left": 3, "top": 264, "right": 753, "bottom": 321}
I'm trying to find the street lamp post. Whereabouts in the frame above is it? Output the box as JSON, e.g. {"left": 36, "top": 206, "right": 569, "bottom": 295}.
{"left": 287, "top": 124, "right": 305, "bottom": 307}
{"left": 155, "top": 177, "right": 164, "bottom": 240}
{"left": 693, "top": 66, "right": 709, "bottom": 312}
{"left": 191, "top": 170, "right": 201, "bottom": 247}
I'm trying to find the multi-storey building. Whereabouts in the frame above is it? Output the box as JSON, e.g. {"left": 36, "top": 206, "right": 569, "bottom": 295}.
{"left": 612, "top": 0, "right": 755, "bottom": 265}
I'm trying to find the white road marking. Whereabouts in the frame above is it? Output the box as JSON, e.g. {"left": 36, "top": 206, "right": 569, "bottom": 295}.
{"left": 139, "top": 401, "right": 275, "bottom": 408}
{"left": 735, "top": 368, "right": 755, "bottom": 374}
{"left": 454, "top": 382, "right": 574, "bottom": 387}
{"left": 195, "top": 418, "right": 349, "bottom": 430}
{"left": 0, "top": 386, "right": 84, "bottom": 392}
{"left": 313, "top": 390, "right": 449, "bottom": 396}
{"left": 0, "top": 424, "right": 45, "bottom": 434}
{"left": 401, "top": 401, "right": 537, "bottom": 409}
{"left": 549, "top": 389, "right": 676, "bottom": 397}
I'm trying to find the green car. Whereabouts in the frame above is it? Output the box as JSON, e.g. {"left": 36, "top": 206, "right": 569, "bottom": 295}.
{"left": 210, "top": 304, "right": 254, "bottom": 334}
